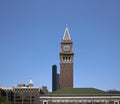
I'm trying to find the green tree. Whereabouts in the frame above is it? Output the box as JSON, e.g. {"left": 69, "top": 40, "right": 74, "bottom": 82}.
{"left": 0, "top": 89, "right": 13, "bottom": 104}
{"left": 0, "top": 95, "right": 13, "bottom": 104}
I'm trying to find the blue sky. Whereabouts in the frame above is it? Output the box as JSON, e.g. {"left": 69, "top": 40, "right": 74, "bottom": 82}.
{"left": 0, "top": 0, "right": 120, "bottom": 91}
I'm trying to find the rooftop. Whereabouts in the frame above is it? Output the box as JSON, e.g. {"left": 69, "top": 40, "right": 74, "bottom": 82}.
{"left": 51, "top": 88, "right": 109, "bottom": 95}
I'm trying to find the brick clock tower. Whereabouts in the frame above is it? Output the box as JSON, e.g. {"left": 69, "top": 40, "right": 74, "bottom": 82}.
{"left": 60, "top": 26, "right": 74, "bottom": 89}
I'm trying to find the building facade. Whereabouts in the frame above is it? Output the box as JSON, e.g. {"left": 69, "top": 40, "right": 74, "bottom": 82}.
{"left": 40, "top": 88, "right": 120, "bottom": 104}
{"left": 56, "top": 74, "right": 60, "bottom": 90}
{"left": 52, "top": 65, "right": 60, "bottom": 92}
{"left": 13, "top": 86, "right": 40, "bottom": 104}
{"left": 13, "top": 81, "right": 40, "bottom": 104}
{"left": 40, "top": 94, "right": 120, "bottom": 104}
{"left": 60, "top": 26, "right": 74, "bottom": 89}
{"left": 0, "top": 80, "right": 41, "bottom": 104}
{"left": 52, "top": 65, "right": 57, "bottom": 92}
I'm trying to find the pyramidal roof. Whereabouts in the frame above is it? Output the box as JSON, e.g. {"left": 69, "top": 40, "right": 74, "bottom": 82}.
{"left": 63, "top": 25, "right": 71, "bottom": 40}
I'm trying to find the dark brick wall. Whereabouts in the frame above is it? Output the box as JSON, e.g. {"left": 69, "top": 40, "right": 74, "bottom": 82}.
{"left": 60, "top": 63, "right": 73, "bottom": 89}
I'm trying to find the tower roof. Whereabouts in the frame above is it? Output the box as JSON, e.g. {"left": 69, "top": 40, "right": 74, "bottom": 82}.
{"left": 63, "top": 25, "right": 71, "bottom": 40}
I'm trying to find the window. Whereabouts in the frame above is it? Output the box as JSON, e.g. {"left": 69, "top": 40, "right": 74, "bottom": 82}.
{"left": 114, "top": 101, "right": 119, "bottom": 104}
{"left": 43, "top": 101, "right": 48, "bottom": 104}
{"left": 63, "top": 57, "right": 65, "bottom": 60}
{"left": 69, "top": 56, "right": 70, "bottom": 60}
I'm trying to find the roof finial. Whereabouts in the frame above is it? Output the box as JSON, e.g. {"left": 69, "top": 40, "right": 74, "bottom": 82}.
{"left": 66, "top": 24, "right": 68, "bottom": 27}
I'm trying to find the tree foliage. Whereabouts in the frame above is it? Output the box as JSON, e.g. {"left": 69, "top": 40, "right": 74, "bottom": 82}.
{"left": 0, "top": 89, "right": 13, "bottom": 104}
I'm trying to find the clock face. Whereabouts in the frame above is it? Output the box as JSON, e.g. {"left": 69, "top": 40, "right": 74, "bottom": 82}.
{"left": 63, "top": 45, "right": 70, "bottom": 51}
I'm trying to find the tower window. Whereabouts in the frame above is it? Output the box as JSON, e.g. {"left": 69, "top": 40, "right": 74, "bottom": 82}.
{"left": 69, "top": 56, "right": 70, "bottom": 60}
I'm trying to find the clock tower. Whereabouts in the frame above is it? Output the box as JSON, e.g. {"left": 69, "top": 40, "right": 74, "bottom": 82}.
{"left": 60, "top": 26, "right": 74, "bottom": 89}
